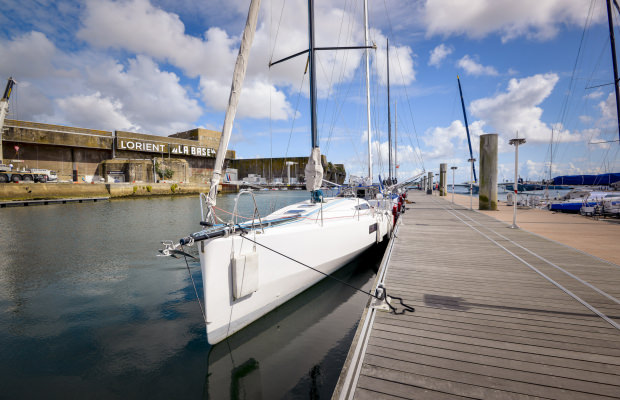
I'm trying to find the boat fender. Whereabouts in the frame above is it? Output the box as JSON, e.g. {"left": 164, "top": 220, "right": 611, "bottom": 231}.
{"left": 392, "top": 204, "right": 398, "bottom": 226}
{"left": 232, "top": 251, "right": 259, "bottom": 300}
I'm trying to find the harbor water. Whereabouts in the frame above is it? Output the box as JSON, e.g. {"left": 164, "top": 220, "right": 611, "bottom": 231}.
{"left": 448, "top": 185, "right": 573, "bottom": 202}
{"left": 0, "top": 191, "right": 382, "bottom": 399}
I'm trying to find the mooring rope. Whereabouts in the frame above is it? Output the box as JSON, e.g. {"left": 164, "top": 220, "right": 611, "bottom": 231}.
{"left": 238, "top": 232, "right": 414, "bottom": 315}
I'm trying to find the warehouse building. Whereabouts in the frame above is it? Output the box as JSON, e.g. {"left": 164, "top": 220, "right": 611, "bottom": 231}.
{"left": 1, "top": 119, "right": 234, "bottom": 183}
{"left": 1, "top": 119, "right": 346, "bottom": 185}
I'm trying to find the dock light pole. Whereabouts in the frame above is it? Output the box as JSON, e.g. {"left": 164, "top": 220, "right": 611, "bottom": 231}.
{"left": 468, "top": 158, "right": 476, "bottom": 210}
{"left": 451, "top": 166, "right": 457, "bottom": 204}
{"left": 509, "top": 137, "right": 526, "bottom": 229}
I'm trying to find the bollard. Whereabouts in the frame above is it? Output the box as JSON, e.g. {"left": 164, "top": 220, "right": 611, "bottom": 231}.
{"left": 439, "top": 163, "right": 447, "bottom": 196}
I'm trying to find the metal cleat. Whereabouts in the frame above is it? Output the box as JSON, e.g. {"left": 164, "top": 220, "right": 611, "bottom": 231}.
{"left": 158, "top": 240, "right": 196, "bottom": 259}
{"left": 371, "top": 283, "right": 392, "bottom": 311}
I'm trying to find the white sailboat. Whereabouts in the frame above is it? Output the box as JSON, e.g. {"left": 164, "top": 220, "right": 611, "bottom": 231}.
{"left": 166, "top": 0, "right": 391, "bottom": 345}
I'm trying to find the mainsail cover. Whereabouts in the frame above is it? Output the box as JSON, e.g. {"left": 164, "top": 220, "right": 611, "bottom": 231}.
{"left": 207, "top": 0, "right": 261, "bottom": 207}
{"left": 553, "top": 173, "right": 620, "bottom": 186}
{"left": 305, "top": 147, "right": 323, "bottom": 191}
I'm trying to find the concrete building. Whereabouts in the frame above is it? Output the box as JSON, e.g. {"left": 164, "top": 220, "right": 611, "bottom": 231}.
{"left": 231, "top": 156, "right": 346, "bottom": 185}
{"left": 1, "top": 119, "right": 234, "bottom": 183}
{"left": 1, "top": 119, "right": 346, "bottom": 185}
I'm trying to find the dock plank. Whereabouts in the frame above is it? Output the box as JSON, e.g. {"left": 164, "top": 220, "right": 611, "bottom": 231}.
{"left": 333, "top": 191, "right": 620, "bottom": 399}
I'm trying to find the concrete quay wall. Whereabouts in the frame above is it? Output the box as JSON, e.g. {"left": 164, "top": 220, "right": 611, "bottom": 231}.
{"left": 0, "top": 182, "right": 239, "bottom": 201}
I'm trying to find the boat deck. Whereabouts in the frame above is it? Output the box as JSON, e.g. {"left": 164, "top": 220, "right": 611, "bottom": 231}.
{"left": 334, "top": 190, "right": 620, "bottom": 399}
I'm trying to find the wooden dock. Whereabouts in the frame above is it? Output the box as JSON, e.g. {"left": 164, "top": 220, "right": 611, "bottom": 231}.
{"left": 0, "top": 197, "right": 109, "bottom": 208}
{"left": 334, "top": 190, "right": 620, "bottom": 399}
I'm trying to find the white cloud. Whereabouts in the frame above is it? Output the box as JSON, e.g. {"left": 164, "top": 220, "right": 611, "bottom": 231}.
{"left": 76, "top": 0, "right": 413, "bottom": 120}
{"left": 423, "top": 0, "right": 600, "bottom": 42}
{"left": 428, "top": 43, "right": 453, "bottom": 67}
{"left": 0, "top": 31, "right": 57, "bottom": 79}
{"left": 0, "top": 29, "right": 202, "bottom": 134}
{"left": 470, "top": 73, "right": 582, "bottom": 144}
{"left": 55, "top": 92, "right": 138, "bottom": 131}
{"left": 599, "top": 92, "right": 617, "bottom": 121}
{"left": 585, "top": 90, "right": 605, "bottom": 100}
{"left": 372, "top": 30, "right": 416, "bottom": 86}
{"left": 83, "top": 55, "right": 202, "bottom": 135}
{"left": 199, "top": 78, "right": 294, "bottom": 120}
{"left": 422, "top": 120, "right": 467, "bottom": 159}
{"left": 457, "top": 55, "right": 498, "bottom": 76}
{"left": 78, "top": 0, "right": 226, "bottom": 78}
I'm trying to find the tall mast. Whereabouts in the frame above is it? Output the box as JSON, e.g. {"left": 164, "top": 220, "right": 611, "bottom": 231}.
{"left": 206, "top": 0, "right": 261, "bottom": 207}
{"left": 387, "top": 38, "right": 392, "bottom": 182}
{"left": 606, "top": 0, "right": 620, "bottom": 143}
{"left": 308, "top": 0, "right": 318, "bottom": 148}
{"left": 457, "top": 75, "right": 478, "bottom": 183}
{"left": 395, "top": 101, "right": 398, "bottom": 182}
{"left": 364, "top": 0, "right": 372, "bottom": 182}
{"left": 549, "top": 128, "right": 553, "bottom": 183}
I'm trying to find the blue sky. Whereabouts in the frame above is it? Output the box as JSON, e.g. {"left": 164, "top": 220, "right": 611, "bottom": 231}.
{"left": 1, "top": 0, "right": 620, "bottom": 183}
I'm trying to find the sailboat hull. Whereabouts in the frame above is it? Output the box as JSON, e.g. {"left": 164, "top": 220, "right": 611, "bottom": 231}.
{"left": 199, "top": 197, "right": 390, "bottom": 345}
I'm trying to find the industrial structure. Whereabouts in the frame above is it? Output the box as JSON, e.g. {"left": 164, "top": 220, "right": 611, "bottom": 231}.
{"left": 0, "top": 119, "right": 346, "bottom": 185}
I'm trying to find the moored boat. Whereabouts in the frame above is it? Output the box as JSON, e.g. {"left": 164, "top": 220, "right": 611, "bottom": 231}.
{"left": 163, "top": 0, "right": 392, "bottom": 345}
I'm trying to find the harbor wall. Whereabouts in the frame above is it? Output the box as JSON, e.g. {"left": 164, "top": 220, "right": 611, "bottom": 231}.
{"left": 0, "top": 182, "right": 239, "bottom": 201}
{"left": 2, "top": 119, "right": 347, "bottom": 186}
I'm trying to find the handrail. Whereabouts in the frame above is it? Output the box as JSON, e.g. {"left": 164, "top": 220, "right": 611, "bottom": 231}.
{"left": 232, "top": 189, "right": 265, "bottom": 234}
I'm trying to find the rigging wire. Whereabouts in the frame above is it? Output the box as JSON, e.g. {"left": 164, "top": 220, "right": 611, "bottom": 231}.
{"left": 238, "top": 232, "right": 414, "bottom": 315}
{"left": 319, "top": 0, "right": 351, "bottom": 142}
{"left": 180, "top": 244, "right": 206, "bottom": 322}
{"left": 325, "top": 0, "right": 359, "bottom": 155}
{"left": 268, "top": 0, "right": 288, "bottom": 63}
{"left": 548, "top": 0, "right": 597, "bottom": 175}
{"left": 381, "top": 0, "right": 425, "bottom": 172}
{"left": 276, "top": 71, "right": 307, "bottom": 181}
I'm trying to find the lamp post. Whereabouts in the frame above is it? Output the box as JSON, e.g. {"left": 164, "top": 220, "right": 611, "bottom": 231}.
{"left": 468, "top": 158, "right": 476, "bottom": 210}
{"left": 451, "top": 166, "right": 457, "bottom": 204}
{"left": 509, "top": 136, "right": 526, "bottom": 228}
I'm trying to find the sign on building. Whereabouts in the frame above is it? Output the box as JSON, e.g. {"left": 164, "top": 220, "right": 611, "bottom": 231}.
{"left": 117, "top": 138, "right": 216, "bottom": 158}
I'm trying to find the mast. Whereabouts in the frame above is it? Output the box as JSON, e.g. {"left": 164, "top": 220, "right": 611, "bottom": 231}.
{"left": 550, "top": 128, "right": 553, "bottom": 183}
{"left": 395, "top": 101, "right": 397, "bottom": 182}
{"left": 308, "top": 0, "right": 318, "bottom": 148}
{"left": 605, "top": 0, "right": 620, "bottom": 143}
{"left": 387, "top": 38, "right": 392, "bottom": 182}
{"left": 364, "top": 0, "right": 372, "bottom": 182}
{"left": 206, "top": 0, "right": 261, "bottom": 207}
{"left": 457, "top": 75, "right": 478, "bottom": 183}
{"left": 270, "top": 0, "right": 374, "bottom": 196}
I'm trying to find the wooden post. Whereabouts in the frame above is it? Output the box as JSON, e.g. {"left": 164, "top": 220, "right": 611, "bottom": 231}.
{"left": 479, "top": 134, "right": 498, "bottom": 210}
{"left": 426, "top": 172, "right": 433, "bottom": 195}
{"left": 439, "top": 163, "right": 447, "bottom": 196}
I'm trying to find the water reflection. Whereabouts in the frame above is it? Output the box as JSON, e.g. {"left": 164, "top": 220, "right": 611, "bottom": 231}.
{"left": 0, "top": 191, "right": 379, "bottom": 399}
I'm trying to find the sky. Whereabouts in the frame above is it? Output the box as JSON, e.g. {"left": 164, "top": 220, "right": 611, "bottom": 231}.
{"left": 1, "top": 0, "right": 620, "bottom": 184}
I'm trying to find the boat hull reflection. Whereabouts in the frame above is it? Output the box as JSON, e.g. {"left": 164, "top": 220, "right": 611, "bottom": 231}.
{"left": 203, "top": 242, "right": 386, "bottom": 399}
